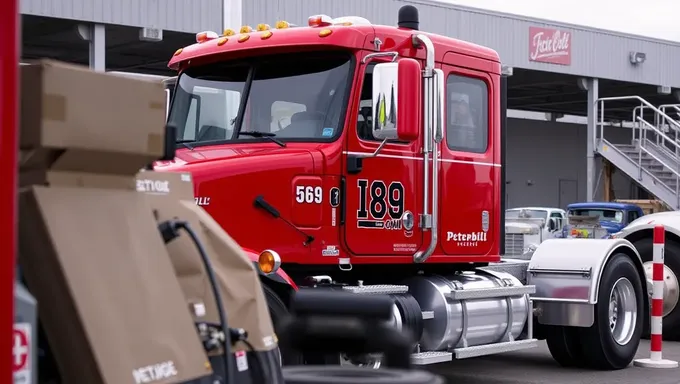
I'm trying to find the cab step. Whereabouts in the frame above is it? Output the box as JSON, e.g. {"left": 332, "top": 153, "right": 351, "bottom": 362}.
{"left": 454, "top": 338, "right": 538, "bottom": 359}
{"left": 410, "top": 339, "right": 538, "bottom": 365}
{"left": 411, "top": 351, "right": 453, "bottom": 365}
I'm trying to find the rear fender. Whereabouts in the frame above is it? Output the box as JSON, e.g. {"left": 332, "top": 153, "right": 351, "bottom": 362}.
{"left": 527, "top": 238, "right": 646, "bottom": 327}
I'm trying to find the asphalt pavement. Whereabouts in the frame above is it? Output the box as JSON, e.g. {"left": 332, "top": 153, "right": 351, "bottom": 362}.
{"left": 427, "top": 340, "right": 680, "bottom": 384}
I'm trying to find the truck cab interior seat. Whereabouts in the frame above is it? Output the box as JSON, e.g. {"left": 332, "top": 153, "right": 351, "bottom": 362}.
{"left": 277, "top": 111, "right": 325, "bottom": 138}
{"left": 357, "top": 106, "right": 373, "bottom": 139}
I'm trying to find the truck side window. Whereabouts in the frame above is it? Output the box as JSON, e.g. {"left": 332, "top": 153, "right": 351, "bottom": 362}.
{"left": 446, "top": 75, "right": 488, "bottom": 153}
{"left": 627, "top": 210, "right": 640, "bottom": 223}
{"left": 357, "top": 64, "right": 378, "bottom": 141}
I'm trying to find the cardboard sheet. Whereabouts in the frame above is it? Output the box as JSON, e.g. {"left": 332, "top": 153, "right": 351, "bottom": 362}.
{"left": 136, "top": 171, "right": 277, "bottom": 352}
{"left": 18, "top": 186, "right": 212, "bottom": 384}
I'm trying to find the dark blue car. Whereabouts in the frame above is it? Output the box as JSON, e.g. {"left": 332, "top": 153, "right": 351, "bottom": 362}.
{"left": 565, "top": 202, "right": 645, "bottom": 235}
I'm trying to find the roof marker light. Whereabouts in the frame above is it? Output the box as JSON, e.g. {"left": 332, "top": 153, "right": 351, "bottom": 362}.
{"left": 319, "top": 29, "right": 333, "bottom": 38}
{"left": 217, "top": 37, "right": 228, "bottom": 46}
{"left": 238, "top": 34, "right": 250, "bottom": 43}
{"left": 196, "top": 31, "right": 218, "bottom": 43}
{"left": 308, "top": 14, "right": 333, "bottom": 27}
{"left": 275, "top": 20, "right": 291, "bottom": 29}
{"left": 173, "top": 48, "right": 183, "bottom": 56}
{"left": 261, "top": 31, "right": 273, "bottom": 40}
{"left": 223, "top": 28, "right": 236, "bottom": 36}
{"left": 240, "top": 25, "right": 253, "bottom": 33}
{"left": 256, "top": 23, "right": 271, "bottom": 31}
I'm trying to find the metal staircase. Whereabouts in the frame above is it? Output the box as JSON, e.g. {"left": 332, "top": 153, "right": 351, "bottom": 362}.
{"left": 595, "top": 97, "right": 680, "bottom": 210}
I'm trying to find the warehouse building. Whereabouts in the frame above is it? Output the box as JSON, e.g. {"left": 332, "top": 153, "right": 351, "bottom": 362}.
{"left": 22, "top": 0, "right": 680, "bottom": 209}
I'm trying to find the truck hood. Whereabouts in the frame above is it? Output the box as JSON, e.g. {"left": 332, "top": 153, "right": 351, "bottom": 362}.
{"left": 154, "top": 146, "right": 315, "bottom": 168}
{"left": 153, "top": 145, "right": 319, "bottom": 256}
{"left": 505, "top": 221, "right": 540, "bottom": 234}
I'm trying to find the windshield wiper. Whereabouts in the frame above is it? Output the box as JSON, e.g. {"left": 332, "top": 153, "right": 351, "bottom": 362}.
{"left": 175, "top": 139, "right": 195, "bottom": 150}
{"left": 238, "top": 131, "right": 286, "bottom": 147}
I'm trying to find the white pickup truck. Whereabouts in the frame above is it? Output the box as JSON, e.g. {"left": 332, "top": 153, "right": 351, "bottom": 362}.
{"left": 504, "top": 207, "right": 566, "bottom": 259}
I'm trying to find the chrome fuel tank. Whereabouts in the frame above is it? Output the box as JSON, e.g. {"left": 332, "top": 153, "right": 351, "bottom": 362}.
{"left": 403, "top": 270, "right": 529, "bottom": 351}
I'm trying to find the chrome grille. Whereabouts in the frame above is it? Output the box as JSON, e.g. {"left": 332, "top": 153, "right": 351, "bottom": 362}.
{"left": 504, "top": 233, "right": 524, "bottom": 256}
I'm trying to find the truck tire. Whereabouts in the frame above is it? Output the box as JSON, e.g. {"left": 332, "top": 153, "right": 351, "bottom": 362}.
{"left": 545, "top": 325, "right": 585, "bottom": 367}
{"left": 282, "top": 366, "right": 444, "bottom": 384}
{"left": 633, "top": 237, "right": 680, "bottom": 340}
{"left": 577, "top": 252, "right": 644, "bottom": 370}
{"left": 263, "top": 284, "right": 304, "bottom": 366}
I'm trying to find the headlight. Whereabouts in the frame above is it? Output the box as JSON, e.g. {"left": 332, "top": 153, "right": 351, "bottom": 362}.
{"left": 258, "top": 249, "right": 281, "bottom": 275}
{"left": 521, "top": 227, "right": 539, "bottom": 235}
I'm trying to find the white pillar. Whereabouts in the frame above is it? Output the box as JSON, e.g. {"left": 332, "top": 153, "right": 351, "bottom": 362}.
{"left": 222, "top": 0, "right": 244, "bottom": 131}
{"left": 222, "top": 0, "right": 242, "bottom": 31}
{"left": 89, "top": 24, "right": 106, "bottom": 72}
{"left": 586, "top": 78, "right": 599, "bottom": 202}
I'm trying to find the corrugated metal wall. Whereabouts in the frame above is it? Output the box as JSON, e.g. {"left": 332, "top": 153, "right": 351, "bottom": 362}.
{"left": 20, "top": 0, "right": 222, "bottom": 33}
{"left": 243, "top": 0, "right": 680, "bottom": 88}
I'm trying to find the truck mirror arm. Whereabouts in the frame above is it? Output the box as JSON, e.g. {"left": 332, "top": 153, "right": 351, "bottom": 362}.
{"left": 354, "top": 138, "right": 388, "bottom": 159}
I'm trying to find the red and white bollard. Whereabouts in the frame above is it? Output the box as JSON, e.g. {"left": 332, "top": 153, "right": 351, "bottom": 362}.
{"left": 633, "top": 225, "right": 678, "bottom": 368}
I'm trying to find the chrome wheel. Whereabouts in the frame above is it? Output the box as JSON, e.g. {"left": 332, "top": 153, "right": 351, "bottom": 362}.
{"left": 608, "top": 277, "right": 637, "bottom": 345}
{"left": 643, "top": 261, "right": 679, "bottom": 317}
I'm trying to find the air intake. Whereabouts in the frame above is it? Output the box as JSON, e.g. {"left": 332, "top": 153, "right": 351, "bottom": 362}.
{"left": 398, "top": 5, "right": 419, "bottom": 31}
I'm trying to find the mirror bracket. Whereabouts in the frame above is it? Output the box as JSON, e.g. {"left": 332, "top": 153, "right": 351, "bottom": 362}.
{"left": 346, "top": 139, "right": 389, "bottom": 174}
{"left": 356, "top": 139, "right": 388, "bottom": 159}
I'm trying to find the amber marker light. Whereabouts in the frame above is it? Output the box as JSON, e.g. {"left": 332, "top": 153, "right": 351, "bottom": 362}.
{"left": 258, "top": 250, "right": 281, "bottom": 275}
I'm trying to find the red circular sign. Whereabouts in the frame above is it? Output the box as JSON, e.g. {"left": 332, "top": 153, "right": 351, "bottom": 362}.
{"left": 12, "top": 328, "right": 29, "bottom": 372}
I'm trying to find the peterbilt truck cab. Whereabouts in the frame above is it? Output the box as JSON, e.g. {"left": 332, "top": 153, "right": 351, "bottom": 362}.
{"left": 157, "top": 6, "right": 651, "bottom": 370}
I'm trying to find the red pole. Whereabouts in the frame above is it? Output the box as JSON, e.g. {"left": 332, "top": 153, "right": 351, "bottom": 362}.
{"left": 634, "top": 225, "right": 678, "bottom": 368}
{"left": 0, "top": 0, "right": 18, "bottom": 382}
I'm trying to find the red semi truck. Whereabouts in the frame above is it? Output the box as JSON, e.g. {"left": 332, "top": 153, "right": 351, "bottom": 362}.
{"left": 155, "top": 6, "right": 652, "bottom": 370}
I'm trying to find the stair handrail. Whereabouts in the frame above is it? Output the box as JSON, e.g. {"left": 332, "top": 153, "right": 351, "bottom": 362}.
{"left": 636, "top": 118, "right": 680, "bottom": 177}
{"left": 635, "top": 116, "right": 680, "bottom": 153}
{"left": 659, "top": 104, "right": 680, "bottom": 132}
{"left": 637, "top": 117, "right": 680, "bottom": 207}
{"left": 597, "top": 96, "right": 680, "bottom": 149}
{"left": 659, "top": 104, "right": 680, "bottom": 117}
{"left": 631, "top": 105, "right": 680, "bottom": 135}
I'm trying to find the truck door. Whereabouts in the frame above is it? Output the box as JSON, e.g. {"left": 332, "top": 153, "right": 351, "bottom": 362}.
{"left": 439, "top": 63, "right": 497, "bottom": 256}
{"left": 342, "top": 61, "right": 424, "bottom": 256}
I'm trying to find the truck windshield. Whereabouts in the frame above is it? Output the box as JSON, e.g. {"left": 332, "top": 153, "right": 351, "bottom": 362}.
{"left": 168, "top": 52, "right": 352, "bottom": 146}
{"left": 568, "top": 209, "right": 624, "bottom": 223}
{"left": 506, "top": 209, "right": 547, "bottom": 220}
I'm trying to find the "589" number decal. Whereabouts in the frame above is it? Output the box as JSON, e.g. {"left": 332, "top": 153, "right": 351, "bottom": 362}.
{"left": 295, "top": 186, "right": 323, "bottom": 204}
